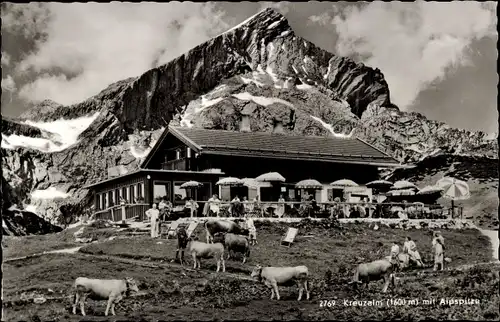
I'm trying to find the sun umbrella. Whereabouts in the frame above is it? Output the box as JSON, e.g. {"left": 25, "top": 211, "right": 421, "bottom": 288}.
{"left": 180, "top": 181, "right": 203, "bottom": 189}
{"left": 436, "top": 177, "right": 470, "bottom": 215}
{"left": 241, "top": 178, "right": 272, "bottom": 188}
{"left": 295, "top": 179, "right": 323, "bottom": 189}
{"left": 366, "top": 180, "right": 393, "bottom": 188}
{"left": 330, "top": 179, "right": 358, "bottom": 188}
{"left": 436, "top": 177, "right": 470, "bottom": 200}
{"left": 392, "top": 180, "right": 418, "bottom": 190}
{"left": 417, "top": 185, "right": 444, "bottom": 195}
{"left": 387, "top": 189, "right": 415, "bottom": 196}
{"left": 216, "top": 177, "right": 244, "bottom": 186}
{"left": 255, "top": 172, "right": 286, "bottom": 182}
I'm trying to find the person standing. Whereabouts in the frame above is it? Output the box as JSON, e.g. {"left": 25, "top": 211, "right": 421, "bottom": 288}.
{"left": 390, "top": 241, "right": 400, "bottom": 266}
{"left": 432, "top": 232, "right": 445, "bottom": 271}
{"left": 246, "top": 216, "right": 257, "bottom": 246}
{"left": 146, "top": 203, "right": 160, "bottom": 238}
{"left": 403, "top": 236, "right": 424, "bottom": 267}
{"left": 173, "top": 226, "right": 188, "bottom": 265}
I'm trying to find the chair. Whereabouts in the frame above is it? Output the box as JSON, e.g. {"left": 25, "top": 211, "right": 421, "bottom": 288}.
{"left": 186, "top": 221, "right": 198, "bottom": 238}
{"left": 281, "top": 227, "right": 298, "bottom": 247}
{"left": 165, "top": 220, "right": 181, "bottom": 239}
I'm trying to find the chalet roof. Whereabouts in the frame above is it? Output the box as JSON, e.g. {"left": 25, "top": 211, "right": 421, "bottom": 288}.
{"left": 140, "top": 126, "right": 401, "bottom": 168}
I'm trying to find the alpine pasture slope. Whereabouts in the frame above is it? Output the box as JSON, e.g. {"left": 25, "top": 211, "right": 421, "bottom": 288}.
{"left": 1, "top": 8, "right": 498, "bottom": 233}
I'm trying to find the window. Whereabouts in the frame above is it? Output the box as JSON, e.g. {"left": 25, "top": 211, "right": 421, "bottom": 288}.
{"left": 139, "top": 182, "right": 145, "bottom": 198}
{"left": 96, "top": 193, "right": 101, "bottom": 210}
{"left": 220, "top": 186, "right": 231, "bottom": 201}
{"left": 100, "top": 194, "right": 106, "bottom": 210}
{"left": 114, "top": 189, "right": 119, "bottom": 203}
{"left": 173, "top": 182, "right": 188, "bottom": 204}
{"left": 121, "top": 187, "right": 128, "bottom": 202}
{"left": 106, "top": 191, "right": 114, "bottom": 207}
{"left": 129, "top": 185, "right": 135, "bottom": 203}
{"left": 154, "top": 181, "right": 171, "bottom": 203}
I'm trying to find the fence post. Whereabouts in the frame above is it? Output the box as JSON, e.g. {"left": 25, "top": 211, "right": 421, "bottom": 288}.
{"left": 110, "top": 207, "right": 115, "bottom": 222}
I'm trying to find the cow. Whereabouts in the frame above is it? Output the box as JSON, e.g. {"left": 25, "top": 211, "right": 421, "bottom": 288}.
{"left": 187, "top": 236, "right": 226, "bottom": 272}
{"left": 173, "top": 226, "right": 189, "bottom": 265}
{"left": 215, "top": 232, "right": 251, "bottom": 263}
{"left": 351, "top": 259, "right": 397, "bottom": 293}
{"left": 72, "top": 277, "right": 139, "bottom": 316}
{"left": 204, "top": 220, "right": 249, "bottom": 244}
{"left": 251, "top": 265, "right": 310, "bottom": 301}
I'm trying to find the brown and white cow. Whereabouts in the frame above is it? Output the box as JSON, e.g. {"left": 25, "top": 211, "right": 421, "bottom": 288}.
{"left": 187, "top": 237, "right": 226, "bottom": 272}
{"left": 204, "top": 220, "right": 249, "bottom": 244}
{"left": 215, "top": 232, "right": 251, "bottom": 263}
{"left": 351, "top": 259, "right": 397, "bottom": 293}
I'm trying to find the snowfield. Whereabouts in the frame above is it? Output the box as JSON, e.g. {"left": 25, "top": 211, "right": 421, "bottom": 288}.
{"left": 1, "top": 112, "right": 100, "bottom": 153}
{"left": 310, "top": 115, "right": 355, "bottom": 139}
{"left": 31, "top": 187, "right": 70, "bottom": 200}
{"left": 232, "top": 92, "right": 294, "bottom": 107}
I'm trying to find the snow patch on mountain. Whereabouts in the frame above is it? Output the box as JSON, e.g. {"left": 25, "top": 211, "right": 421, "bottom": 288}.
{"left": 232, "top": 92, "right": 294, "bottom": 107}
{"left": 23, "top": 112, "right": 100, "bottom": 147}
{"left": 310, "top": 115, "right": 355, "bottom": 139}
{"left": 31, "top": 187, "right": 70, "bottom": 200}
{"left": 2, "top": 112, "right": 100, "bottom": 153}
{"left": 1, "top": 135, "right": 62, "bottom": 152}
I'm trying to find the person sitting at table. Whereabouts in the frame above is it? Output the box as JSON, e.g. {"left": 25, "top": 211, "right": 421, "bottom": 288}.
{"left": 276, "top": 195, "right": 286, "bottom": 218}
{"left": 231, "top": 195, "right": 242, "bottom": 217}
{"left": 208, "top": 194, "right": 221, "bottom": 217}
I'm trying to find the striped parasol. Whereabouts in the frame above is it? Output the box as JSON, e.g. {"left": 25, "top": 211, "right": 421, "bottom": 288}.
{"left": 180, "top": 181, "right": 203, "bottom": 189}
{"left": 216, "top": 177, "right": 244, "bottom": 187}
{"left": 330, "top": 179, "right": 358, "bottom": 188}
{"left": 392, "top": 180, "right": 418, "bottom": 190}
{"left": 255, "top": 172, "right": 286, "bottom": 182}
{"left": 295, "top": 179, "right": 323, "bottom": 189}
{"left": 241, "top": 178, "right": 272, "bottom": 188}
{"left": 436, "top": 177, "right": 470, "bottom": 200}
{"left": 436, "top": 177, "right": 470, "bottom": 215}
{"left": 366, "top": 180, "right": 393, "bottom": 188}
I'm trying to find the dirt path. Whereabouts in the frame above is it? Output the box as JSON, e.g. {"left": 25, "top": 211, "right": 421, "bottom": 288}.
{"left": 479, "top": 229, "right": 499, "bottom": 262}
{"left": 4, "top": 246, "right": 83, "bottom": 263}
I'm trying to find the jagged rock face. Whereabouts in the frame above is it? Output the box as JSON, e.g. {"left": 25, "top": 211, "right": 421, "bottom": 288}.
{"left": 118, "top": 8, "right": 391, "bottom": 132}
{"left": 1, "top": 8, "right": 497, "bottom": 234}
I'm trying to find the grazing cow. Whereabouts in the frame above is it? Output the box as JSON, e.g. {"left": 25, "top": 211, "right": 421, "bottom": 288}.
{"left": 205, "top": 220, "right": 249, "bottom": 244}
{"left": 216, "top": 232, "right": 251, "bottom": 263}
{"left": 351, "top": 259, "right": 396, "bottom": 293}
{"left": 72, "top": 277, "right": 139, "bottom": 316}
{"left": 174, "top": 226, "right": 189, "bottom": 265}
{"left": 187, "top": 237, "right": 226, "bottom": 272}
{"left": 251, "top": 265, "right": 310, "bottom": 301}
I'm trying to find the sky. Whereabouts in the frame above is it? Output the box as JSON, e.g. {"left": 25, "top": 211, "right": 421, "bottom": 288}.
{"left": 1, "top": 1, "right": 498, "bottom": 135}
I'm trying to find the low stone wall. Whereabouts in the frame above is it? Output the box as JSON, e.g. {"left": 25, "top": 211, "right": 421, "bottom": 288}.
{"left": 175, "top": 217, "right": 477, "bottom": 230}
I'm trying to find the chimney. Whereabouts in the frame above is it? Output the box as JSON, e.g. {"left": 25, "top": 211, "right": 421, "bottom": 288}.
{"left": 273, "top": 120, "right": 284, "bottom": 134}
{"left": 240, "top": 114, "right": 251, "bottom": 132}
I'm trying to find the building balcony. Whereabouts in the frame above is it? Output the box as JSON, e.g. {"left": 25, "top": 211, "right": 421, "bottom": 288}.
{"left": 162, "top": 158, "right": 198, "bottom": 171}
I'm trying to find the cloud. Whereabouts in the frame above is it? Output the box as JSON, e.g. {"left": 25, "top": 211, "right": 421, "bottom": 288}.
{"left": 6, "top": 2, "right": 230, "bottom": 105}
{"left": 1, "top": 3, "right": 51, "bottom": 38}
{"left": 310, "top": 1, "right": 497, "bottom": 109}
{"left": 2, "top": 52, "right": 11, "bottom": 66}
{"left": 258, "top": 2, "right": 291, "bottom": 15}
{"left": 2, "top": 75, "right": 17, "bottom": 92}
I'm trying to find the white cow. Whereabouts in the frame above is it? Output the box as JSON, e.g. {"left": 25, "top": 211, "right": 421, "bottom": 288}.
{"left": 72, "top": 277, "right": 139, "bottom": 316}
{"left": 251, "top": 265, "right": 310, "bottom": 301}
{"left": 188, "top": 237, "right": 226, "bottom": 272}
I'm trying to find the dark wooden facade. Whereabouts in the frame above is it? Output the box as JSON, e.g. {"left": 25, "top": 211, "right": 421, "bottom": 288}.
{"left": 88, "top": 125, "right": 401, "bottom": 219}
